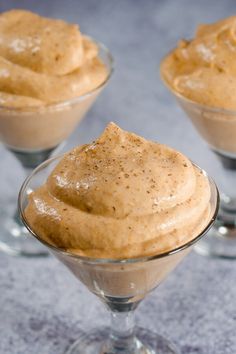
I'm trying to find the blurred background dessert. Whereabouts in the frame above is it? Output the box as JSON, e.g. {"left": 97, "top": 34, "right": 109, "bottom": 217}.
{"left": 0, "top": 9, "right": 113, "bottom": 256}
{"left": 161, "top": 16, "right": 236, "bottom": 154}
{"left": 161, "top": 15, "right": 236, "bottom": 258}
{"left": 0, "top": 9, "right": 110, "bottom": 151}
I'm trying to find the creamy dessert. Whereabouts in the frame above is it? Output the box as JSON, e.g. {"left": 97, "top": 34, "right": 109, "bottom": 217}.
{"left": 161, "top": 16, "right": 236, "bottom": 154}
{"left": 0, "top": 9, "right": 110, "bottom": 150}
{"left": 25, "top": 122, "right": 211, "bottom": 259}
{"left": 19, "top": 131, "right": 218, "bottom": 354}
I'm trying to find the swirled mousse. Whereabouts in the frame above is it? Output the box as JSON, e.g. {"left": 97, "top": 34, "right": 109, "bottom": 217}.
{"left": 161, "top": 16, "right": 236, "bottom": 154}
{"left": 0, "top": 9, "right": 111, "bottom": 151}
{"left": 161, "top": 16, "right": 236, "bottom": 110}
{"left": 0, "top": 9, "right": 107, "bottom": 107}
{"left": 25, "top": 123, "right": 211, "bottom": 259}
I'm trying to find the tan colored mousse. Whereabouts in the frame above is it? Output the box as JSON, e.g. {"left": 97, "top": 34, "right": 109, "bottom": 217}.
{"left": 161, "top": 16, "right": 236, "bottom": 154}
{"left": 0, "top": 9, "right": 107, "bottom": 106}
{"left": 25, "top": 123, "right": 211, "bottom": 259}
{"left": 0, "top": 10, "right": 108, "bottom": 150}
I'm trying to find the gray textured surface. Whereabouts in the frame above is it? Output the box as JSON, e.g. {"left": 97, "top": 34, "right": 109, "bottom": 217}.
{"left": 0, "top": 0, "right": 236, "bottom": 353}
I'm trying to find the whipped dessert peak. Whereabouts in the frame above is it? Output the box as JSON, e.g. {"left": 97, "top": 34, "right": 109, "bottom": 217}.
{"left": 25, "top": 123, "right": 211, "bottom": 258}
{"left": 47, "top": 122, "right": 196, "bottom": 218}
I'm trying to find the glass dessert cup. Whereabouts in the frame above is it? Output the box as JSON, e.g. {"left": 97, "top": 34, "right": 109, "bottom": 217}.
{"left": 0, "top": 40, "right": 113, "bottom": 257}
{"left": 18, "top": 156, "right": 219, "bottom": 354}
{"left": 160, "top": 67, "right": 236, "bottom": 259}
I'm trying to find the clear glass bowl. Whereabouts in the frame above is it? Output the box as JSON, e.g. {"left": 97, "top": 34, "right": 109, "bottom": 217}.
{"left": 161, "top": 57, "right": 236, "bottom": 259}
{"left": 18, "top": 155, "right": 219, "bottom": 354}
{"left": 0, "top": 39, "right": 114, "bottom": 153}
{"left": 0, "top": 39, "right": 114, "bottom": 257}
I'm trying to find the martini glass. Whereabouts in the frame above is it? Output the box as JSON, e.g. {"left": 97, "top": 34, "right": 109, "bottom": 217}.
{"left": 18, "top": 155, "right": 219, "bottom": 354}
{"left": 0, "top": 40, "right": 113, "bottom": 257}
{"left": 160, "top": 61, "right": 236, "bottom": 259}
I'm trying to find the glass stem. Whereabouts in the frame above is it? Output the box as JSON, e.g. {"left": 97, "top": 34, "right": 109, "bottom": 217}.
{"left": 8, "top": 145, "right": 60, "bottom": 170}
{"left": 14, "top": 166, "right": 33, "bottom": 226}
{"left": 107, "top": 309, "right": 137, "bottom": 353}
{"left": 213, "top": 150, "right": 236, "bottom": 214}
{"left": 9, "top": 145, "right": 60, "bottom": 226}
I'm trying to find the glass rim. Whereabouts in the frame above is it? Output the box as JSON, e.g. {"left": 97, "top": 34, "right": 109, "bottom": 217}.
{"left": 18, "top": 154, "right": 220, "bottom": 264}
{"left": 0, "top": 36, "right": 114, "bottom": 113}
{"left": 160, "top": 51, "right": 236, "bottom": 117}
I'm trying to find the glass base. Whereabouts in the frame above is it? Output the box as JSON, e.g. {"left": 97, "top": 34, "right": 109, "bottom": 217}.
{"left": 194, "top": 223, "right": 236, "bottom": 259}
{"left": 65, "top": 327, "right": 179, "bottom": 354}
{"left": 0, "top": 202, "right": 48, "bottom": 257}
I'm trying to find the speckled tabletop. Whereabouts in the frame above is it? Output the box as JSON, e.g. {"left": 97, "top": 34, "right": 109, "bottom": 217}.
{"left": 0, "top": 0, "right": 236, "bottom": 353}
